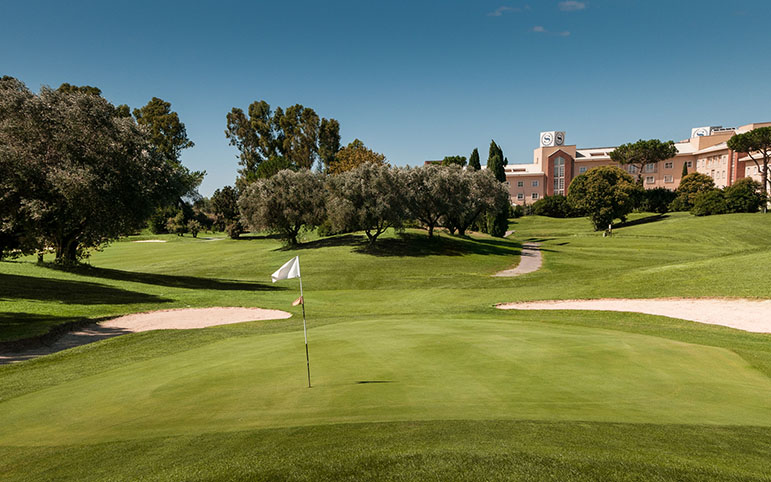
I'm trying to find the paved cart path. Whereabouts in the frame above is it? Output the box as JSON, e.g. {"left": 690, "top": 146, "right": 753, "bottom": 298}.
{"left": 493, "top": 242, "right": 542, "bottom": 277}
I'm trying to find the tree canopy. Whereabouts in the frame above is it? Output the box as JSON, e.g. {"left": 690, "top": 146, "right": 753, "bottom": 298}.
{"left": 609, "top": 139, "right": 678, "bottom": 183}
{"left": 441, "top": 155, "right": 466, "bottom": 167}
{"left": 328, "top": 139, "right": 386, "bottom": 174}
{"left": 672, "top": 173, "right": 715, "bottom": 211}
{"left": 0, "top": 77, "right": 195, "bottom": 262}
{"left": 567, "top": 166, "right": 642, "bottom": 231}
{"left": 727, "top": 127, "right": 771, "bottom": 212}
{"left": 468, "top": 148, "right": 481, "bottom": 171}
{"left": 486, "top": 140, "right": 507, "bottom": 182}
{"left": 133, "top": 97, "right": 195, "bottom": 165}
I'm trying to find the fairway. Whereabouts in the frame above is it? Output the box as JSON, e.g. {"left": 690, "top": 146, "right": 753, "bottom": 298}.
{"left": 2, "top": 213, "right": 771, "bottom": 480}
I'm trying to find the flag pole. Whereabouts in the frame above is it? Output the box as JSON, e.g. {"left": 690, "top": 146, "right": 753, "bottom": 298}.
{"left": 299, "top": 275, "right": 311, "bottom": 388}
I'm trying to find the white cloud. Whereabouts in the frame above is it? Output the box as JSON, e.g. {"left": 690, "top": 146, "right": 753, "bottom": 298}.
{"left": 488, "top": 5, "right": 530, "bottom": 16}
{"left": 532, "top": 25, "right": 571, "bottom": 36}
{"left": 558, "top": 1, "right": 586, "bottom": 11}
{"left": 532, "top": 25, "right": 546, "bottom": 32}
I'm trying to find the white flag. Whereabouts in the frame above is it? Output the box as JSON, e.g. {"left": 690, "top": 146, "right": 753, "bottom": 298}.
{"left": 271, "top": 256, "right": 301, "bottom": 283}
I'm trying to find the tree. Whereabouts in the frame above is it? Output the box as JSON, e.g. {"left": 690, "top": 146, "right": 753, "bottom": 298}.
{"left": 681, "top": 161, "right": 689, "bottom": 178}
{"left": 640, "top": 187, "right": 677, "bottom": 214}
{"left": 724, "top": 178, "right": 766, "bottom": 213}
{"left": 56, "top": 83, "right": 101, "bottom": 96}
{"left": 225, "top": 100, "right": 338, "bottom": 182}
{"left": 487, "top": 140, "right": 507, "bottom": 182}
{"left": 609, "top": 139, "right": 678, "bottom": 184}
{"left": 405, "top": 165, "right": 451, "bottom": 238}
{"left": 0, "top": 77, "right": 194, "bottom": 263}
{"left": 319, "top": 118, "right": 341, "bottom": 171}
{"left": 691, "top": 190, "right": 728, "bottom": 216}
{"left": 468, "top": 148, "right": 481, "bottom": 171}
{"left": 532, "top": 195, "right": 573, "bottom": 218}
{"left": 443, "top": 169, "right": 510, "bottom": 236}
{"left": 327, "top": 163, "right": 407, "bottom": 245}
{"left": 441, "top": 155, "right": 466, "bottom": 167}
{"left": 133, "top": 97, "right": 195, "bottom": 165}
{"left": 672, "top": 173, "right": 715, "bottom": 211}
{"left": 238, "top": 169, "right": 326, "bottom": 245}
{"left": 727, "top": 127, "right": 771, "bottom": 212}
{"left": 567, "top": 166, "right": 642, "bottom": 231}
{"left": 210, "top": 186, "right": 242, "bottom": 237}
{"left": 328, "top": 139, "right": 387, "bottom": 174}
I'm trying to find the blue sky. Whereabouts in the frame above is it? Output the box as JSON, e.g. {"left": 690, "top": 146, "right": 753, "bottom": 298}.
{"left": 3, "top": 0, "right": 770, "bottom": 195}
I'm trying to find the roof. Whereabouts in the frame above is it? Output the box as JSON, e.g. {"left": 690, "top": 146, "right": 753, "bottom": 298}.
{"left": 504, "top": 163, "right": 543, "bottom": 174}
{"left": 694, "top": 142, "right": 729, "bottom": 155}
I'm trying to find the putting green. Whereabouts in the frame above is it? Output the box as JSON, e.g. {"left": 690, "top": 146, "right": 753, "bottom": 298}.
{"left": 2, "top": 317, "right": 769, "bottom": 447}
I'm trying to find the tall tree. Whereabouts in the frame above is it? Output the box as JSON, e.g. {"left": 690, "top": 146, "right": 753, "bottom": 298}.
{"left": 210, "top": 185, "right": 242, "bottom": 237}
{"left": 609, "top": 139, "right": 678, "bottom": 184}
{"left": 468, "top": 148, "right": 481, "bottom": 170}
{"left": 568, "top": 166, "right": 643, "bottom": 231}
{"left": 727, "top": 127, "right": 771, "bottom": 212}
{"left": 0, "top": 77, "right": 194, "bottom": 263}
{"left": 226, "top": 100, "right": 337, "bottom": 182}
{"left": 406, "top": 165, "right": 451, "bottom": 238}
{"left": 133, "top": 97, "right": 195, "bottom": 165}
{"left": 487, "top": 140, "right": 507, "bottom": 182}
{"left": 319, "top": 118, "right": 341, "bottom": 171}
{"left": 681, "top": 160, "right": 689, "bottom": 178}
{"left": 328, "top": 139, "right": 387, "bottom": 174}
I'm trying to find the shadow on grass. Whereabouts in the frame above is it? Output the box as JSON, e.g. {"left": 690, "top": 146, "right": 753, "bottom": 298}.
{"left": 615, "top": 214, "right": 669, "bottom": 229}
{"left": 0, "top": 313, "right": 87, "bottom": 345}
{"left": 276, "top": 235, "right": 364, "bottom": 251}
{"left": 355, "top": 233, "right": 518, "bottom": 257}
{"left": 0, "top": 273, "right": 170, "bottom": 305}
{"left": 45, "top": 265, "right": 284, "bottom": 292}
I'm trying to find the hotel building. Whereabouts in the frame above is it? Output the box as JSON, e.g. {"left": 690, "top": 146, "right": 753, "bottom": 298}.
{"left": 505, "top": 122, "right": 771, "bottom": 205}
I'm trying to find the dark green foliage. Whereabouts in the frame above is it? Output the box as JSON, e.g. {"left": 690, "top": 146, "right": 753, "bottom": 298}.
{"left": 166, "top": 211, "right": 188, "bottom": 236}
{"left": 691, "top": 190, "right": 728, "bottom": 216}
{"left": 210, "top": 186, "right": 243, "bottom": 238}
{"left": 468, "top": 148, "right": 481, "bottom": 171}
{"left": 511, "top": 204, "right": 524, "bottom": 218}
{"left": 187, "top": 220, "right": 202, "bottom": 238}
{"left": 147, "top": 206, "right": 179, "bottom": 234}
{"left": 0, "top": 77, "right": 194, "bottom": 263}
{"left": 133, "top": 97, "right": 195, "bottom": 165}
{"left": 567, "top": 166, "right": 642, "bottom": 230}
{"left": 609, "top": 139, "right": 678, "bottom": 183}
{"left": 681, "top": 161, "right": 689, "bottom": 177}
{"left": 727, "top": 127, "right": 771, "bottom": 212}
{"left": 486, "top": 140, "right": 507, "bottom": 182}
{"left": 56, "top": 83, "right": 101, "bottom": 95}
{"left": 673, "top": 173, "right": 715, "bottom": 211}
{"left": 226, "top": 100, "right": 337, "bottom": 183}
{"left": 532, "top": 195, "right": 574, "bottom": 218}
{"left": 441, "top": 155, "right": 466, "bottom": 167}
{"left": 640, "top": 187, "right": 677, "bottom": 214}
{"left": 724, "top": 178, "right": 766, "bottom": 213}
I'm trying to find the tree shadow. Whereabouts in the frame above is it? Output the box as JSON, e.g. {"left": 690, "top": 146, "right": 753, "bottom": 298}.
{"left": 356, "top": 233, "right": 519, "bottom": 257}
{"left": 615, "top": 214, "right": 669, "bottom": 229}
{"left": 0, "top": 313, "right": 88, "bottom": 345}
{"left": 0, "top": 273, "right": 170, "bottom": 305}
{"left": 234, "top": 233, "right": 284, "bottom": 241}
{"left": 276, "top": 234, "right": 364, "bottom": 251}
{"left": 45, "top": 265, "right": 283, "bottom": 292}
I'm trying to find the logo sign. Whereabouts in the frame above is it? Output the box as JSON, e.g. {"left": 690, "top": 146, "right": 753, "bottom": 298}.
{"left": 541, "top": 133, "right": 553, "bottom": 146}
{"left": 695, "top": 128, "right": 709, "bottom": 137}
{"left": 555, "top": 132, "right": 564, "bottom": 145}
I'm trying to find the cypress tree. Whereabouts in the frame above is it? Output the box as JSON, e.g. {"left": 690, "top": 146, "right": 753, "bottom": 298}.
{"left": 487, "top": 140, "right": 507, "bottom": 182}
{"left": 681, "top": 161, "right": 689, "bottom": 177}
{"left": 468, "top": 148, "right": 481, "bottom": 170}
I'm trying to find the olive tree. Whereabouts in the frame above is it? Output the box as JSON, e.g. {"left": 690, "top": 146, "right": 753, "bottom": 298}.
{"left": 405, "top": 165, "right": 453, "bottom": 238}
{"left": 326, "top": 163, "right": 407, "bottom": 245}
{"left": 0, "top": 77, "right": 194, "bottom": 263}
{"left": 567, "top": 166, "right": 642, "bottom": 231}
{"left": 238, "top": 169, "right": 326, "bottom": 245}
{"left": 442, "top": 168, "right": 509, "bottom": 236}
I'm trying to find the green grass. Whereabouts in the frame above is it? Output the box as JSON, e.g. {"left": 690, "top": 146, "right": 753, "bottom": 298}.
{"left": 1, "top": 213, "right": 771, "bottom": 480}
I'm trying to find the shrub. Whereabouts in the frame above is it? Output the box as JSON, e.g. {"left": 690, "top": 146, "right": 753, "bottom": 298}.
{"left": 725, "top": 178, "right": 766, "bottom": 213}
{"left": 532, "top": 195, "right": 573, "bottom": 218}
{"left": 673, "top": 173, "right": 715, "bottom": 211}
{"left": 691, "top": 190, "right": 728, "bottom": 216}
{"left": 510, "top": 204, "right": 524, "bottom": 218}
{"left": 640, "top": 187, "right": 677, "bottom": 214}
{"left": 187, "top": 220, "right": 202, "bottom": 238}
{"left": 225, "top": 221, "right": 244, "bottom": 239}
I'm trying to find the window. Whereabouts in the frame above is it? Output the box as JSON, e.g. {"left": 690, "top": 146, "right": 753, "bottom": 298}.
{"left": 517, "top": 193, "right": 524, "bottom": 200}
{"left": 531, "top": 192, "right": 539, "bottom": 200}
{"left": 553, "top": 156, "right": 565, "bottom": 195}
{"left": 645, "top": 163, "right": 655, "bottom": 172}
{"left": 517, "top": 181, "right": 524, "bottom": 187}
{"left": 579, "top": 166, "right": 587, "bottom": 173}
{"left": 646, "top": 176, "right": 655, "bottom": 184}
{"left": 686, "top": 161, "right": 692, "bottom": 168}
{"left": 532, "top": 180, "right": 539, "bottom": 187}
{"left": 664, "top": 161, "right": 673, "bottom": 169}
{"left": 629, "top": 165, "right": 638, "bottom": 173}
{"left": 664, "top": 175, "right": 673, "bottom": 183}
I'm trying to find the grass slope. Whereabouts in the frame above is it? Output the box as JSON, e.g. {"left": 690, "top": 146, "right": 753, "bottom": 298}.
{"left": 1, "top": 213, "right": 771, "bottom": 480}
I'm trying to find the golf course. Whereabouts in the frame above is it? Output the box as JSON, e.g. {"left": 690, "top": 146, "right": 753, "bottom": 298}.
{"left": 1, "top": 212, "right": 770, "bottom": 480}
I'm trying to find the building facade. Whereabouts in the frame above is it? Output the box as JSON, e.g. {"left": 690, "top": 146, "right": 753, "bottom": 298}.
{"left": 505, "top": 123, "right": 771, "bottom": 205}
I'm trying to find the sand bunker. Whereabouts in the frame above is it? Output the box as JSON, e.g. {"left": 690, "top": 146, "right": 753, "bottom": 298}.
{"left": 497, "top": 298, "right": 771, "bottom": 333}
{"left": 0, "top": 307, "right": 292, "bottom": 364}
{"left": 133, "top": 239, "right": 167, "bottom": 243}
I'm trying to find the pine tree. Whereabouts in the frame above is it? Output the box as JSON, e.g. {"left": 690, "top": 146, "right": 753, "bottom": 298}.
{"left": 468, "top": 148, "right": 481, "bottom": 170}
{"left": 681, "top": 161, "right": 689, "bottom": 178}
{"left": 487, "top": 140, "right": 507, "bottom": 182}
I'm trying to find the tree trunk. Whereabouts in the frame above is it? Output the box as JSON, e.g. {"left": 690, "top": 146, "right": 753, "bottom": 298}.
{"left": 458, "top": 227, "right": 466, "bottom": 236}
{"left": 763, "top": 157, "right": 769, "bottom": 214}
{"left": 427, "top": 224, "right": 434, "bottom": 238}
{"left": 55, "top": 236, "right": 78, "bottom": 264}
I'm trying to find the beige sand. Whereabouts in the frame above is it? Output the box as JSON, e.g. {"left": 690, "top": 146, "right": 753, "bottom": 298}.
{"left": 493, "top": 242, "right": 542, "bottom": 277}
{"left": 133, "top": 239, "right": 167, "bottom": 243}
{"left": 0, "top": 307, "right": 292, "bottom": 364}
{"left": 497, "top": 298, "right": 771, "bottom": 333}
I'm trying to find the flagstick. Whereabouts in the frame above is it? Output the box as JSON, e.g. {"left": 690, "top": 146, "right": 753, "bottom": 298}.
{"left": 299, "top": 275, "right": 311, "bottom": 388}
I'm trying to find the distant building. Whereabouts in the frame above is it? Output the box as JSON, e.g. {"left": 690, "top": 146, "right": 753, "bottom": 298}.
{"left": 503, "top": 123, "right": 771, "bottom": 205}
